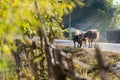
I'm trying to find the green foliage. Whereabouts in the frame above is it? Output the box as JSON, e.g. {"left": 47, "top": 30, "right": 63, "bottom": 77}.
{"left": 109, "top": 5, "right": 120, "bottom": 29}
{"left": 0, "top": 0, "right": 83, "bottom": 53}
{"left": 63, "top": 29, "right": 70, "bottom": 38}
{"left": 0, "top": 55, "right": 17, "bottom": 80}
{"left": 63, "top": 0, "right": 120, "bottom": 35}
{"left": 0, "top": 0, "right": 84, "bottom": 79}
{"left": 19, "top": 21, "right": 37, "bottom": 39}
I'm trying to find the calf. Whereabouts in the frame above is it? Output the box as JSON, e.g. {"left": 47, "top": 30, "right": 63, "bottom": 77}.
{"left": 72, "top": 30, "right": 84, "bottom": 48}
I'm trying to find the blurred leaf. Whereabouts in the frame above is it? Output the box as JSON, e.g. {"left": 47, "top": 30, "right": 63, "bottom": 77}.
{"left": 2, "top": 45, "right": 11, "bottom": 55}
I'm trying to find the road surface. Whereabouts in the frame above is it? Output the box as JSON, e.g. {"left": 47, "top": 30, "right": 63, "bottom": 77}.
{"left": 54, "top": 39, "right": 120, "bottom": 52}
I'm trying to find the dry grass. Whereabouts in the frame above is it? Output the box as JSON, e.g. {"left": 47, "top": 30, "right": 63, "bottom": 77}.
{"left": 56, "top": 45, "right": 120, "bottom": 80}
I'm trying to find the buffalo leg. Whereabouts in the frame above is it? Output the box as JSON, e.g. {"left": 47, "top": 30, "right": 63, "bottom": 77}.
{"left": 80, "top": 41, "right": 82, "bottom": 48}
{"left": 88, "top": 41, "right": 90, "bottom": 48}
{"left": 74, "top": 41, "right": 76, "bottom": 48}
{"left": 90, "top": 39, "right": 92, "bottom": 48}
{"left": 91, "top": 39, "right": 94, "bottom": 48}
{"left": 77, "top": 42, "right": 79, "bottom": 48}
{"left": 84, "top": 42, "right": 87, "bottom": 48}
{"left": 78, "top": 41, "right": 82, "bottom": 48}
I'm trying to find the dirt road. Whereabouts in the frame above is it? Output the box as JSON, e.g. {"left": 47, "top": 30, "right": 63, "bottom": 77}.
{"left": 54, "top": 39, "right": 120, "bottom": 52}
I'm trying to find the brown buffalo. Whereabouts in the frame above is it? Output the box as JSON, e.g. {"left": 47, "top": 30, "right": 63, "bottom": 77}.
{"left": 84, "top": 29, "right": 99, "bottom": 48}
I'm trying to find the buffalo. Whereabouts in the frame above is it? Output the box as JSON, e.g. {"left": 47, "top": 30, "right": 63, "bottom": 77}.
{"left": 72, "top": 30, "right": 84, "bottom": 48}
{"left": 84, "top": 29, "right": 99, "bottom": 48}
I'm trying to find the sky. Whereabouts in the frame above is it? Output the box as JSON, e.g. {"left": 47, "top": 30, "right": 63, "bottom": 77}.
{"left": 113, "top": 0, "right": 120, "bottom": 5}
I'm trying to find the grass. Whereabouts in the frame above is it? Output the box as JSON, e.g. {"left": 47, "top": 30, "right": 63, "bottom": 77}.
{"left": 0, "top": 45, "right": 120, "bottom": 80}
{"left": 56, "top": 45, "right": 120, "bottom": 80}
{"left": 0, "top": 54, "right": 17, "bottom": 80}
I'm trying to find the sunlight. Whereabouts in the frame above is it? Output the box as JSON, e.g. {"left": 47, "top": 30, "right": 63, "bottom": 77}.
{"left": 113, "top": 0, "right": 120, "bottom": 5}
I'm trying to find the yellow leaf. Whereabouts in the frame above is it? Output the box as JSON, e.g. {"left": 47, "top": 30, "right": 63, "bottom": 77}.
{"left": 2, "top": 45, "right": 11, "bottom": 55}
{"left": 12, "top": 0, "right": 18, "bottom": 7}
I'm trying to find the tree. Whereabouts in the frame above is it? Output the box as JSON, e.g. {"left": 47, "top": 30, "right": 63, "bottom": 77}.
{"left": 63, "top": 0, "right": 119, "bottom": 34}
{"left": 0, "top": 0, "right": 84, "bottom": 79}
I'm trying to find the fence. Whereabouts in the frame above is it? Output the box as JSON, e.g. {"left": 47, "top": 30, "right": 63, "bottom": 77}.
{"left": 106, "top": 30, "right": 120, "bottom": 43}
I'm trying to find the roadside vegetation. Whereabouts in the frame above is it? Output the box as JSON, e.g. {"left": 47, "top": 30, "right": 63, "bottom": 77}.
{"left": 0, "top": 0, "right": 120, "bottom": 80}
{"left": 57, "top": 45, "right": 120, "bottom": 80}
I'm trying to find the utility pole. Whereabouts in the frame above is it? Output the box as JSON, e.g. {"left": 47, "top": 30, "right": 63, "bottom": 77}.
{"left": 69, "top": 11, "right": 71, "bottom": 40}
